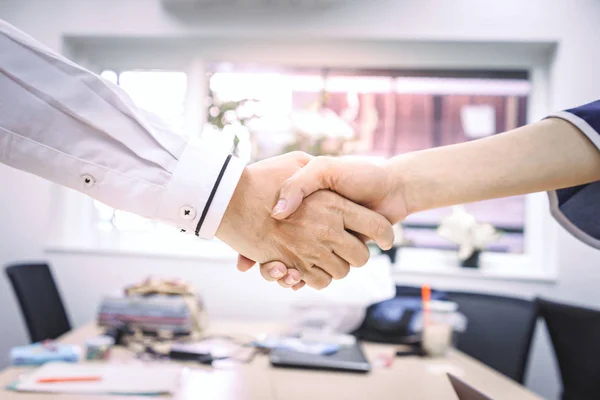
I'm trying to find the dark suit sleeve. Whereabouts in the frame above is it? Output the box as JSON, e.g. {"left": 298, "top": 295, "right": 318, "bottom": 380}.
{"left": 546, "top": 100, "right": 600, "bottom": 248}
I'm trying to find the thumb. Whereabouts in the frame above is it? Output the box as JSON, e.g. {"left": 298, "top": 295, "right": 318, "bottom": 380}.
{"left": 236, "top": 254, "right": 256, "bottom": 272}
{"left": 272, "top": 157, "right": 337, "bottom": 219}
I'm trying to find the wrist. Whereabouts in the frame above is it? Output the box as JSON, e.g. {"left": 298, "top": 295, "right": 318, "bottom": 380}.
{"left": 215, "top": 167, "right": 249, "bottom": 244}
{"left": 385, "top": 154, "right": 420, "bottom": 218}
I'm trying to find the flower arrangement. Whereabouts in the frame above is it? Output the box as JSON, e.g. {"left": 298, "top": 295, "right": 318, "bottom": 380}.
{"left": 283, "top": 91, "right": 354, "bottom": 156}
{"left": 205, "top": 86, "right": 259, "bottom": 157}
{"left": 437, "top": 206, "right": 502, "bottom": 268}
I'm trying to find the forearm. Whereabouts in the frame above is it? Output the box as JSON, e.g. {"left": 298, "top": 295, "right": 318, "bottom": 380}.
{"left": 391, "top": 118, "right": 600, "bottom": 216}
{"left": 0, "top": 19, "right": 244, "bottom": 237}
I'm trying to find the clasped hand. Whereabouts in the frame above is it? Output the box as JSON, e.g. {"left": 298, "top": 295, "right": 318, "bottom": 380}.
{"left": 216, "top": 152, "right": 395, "bottom": 290}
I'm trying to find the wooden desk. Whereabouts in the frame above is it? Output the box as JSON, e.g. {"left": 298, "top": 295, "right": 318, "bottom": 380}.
{"left": 0, "top": 322, "right": 542, "bottom": 400}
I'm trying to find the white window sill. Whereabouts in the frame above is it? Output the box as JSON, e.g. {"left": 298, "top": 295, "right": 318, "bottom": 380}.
{"left": 45, "top": 230, "right": 238, "bottom": 262}
{"left": 46, "top": 231, "right": 556, "bottom": 284}
{"left": 391, "top": 247, "right": 557, "bottom": 283}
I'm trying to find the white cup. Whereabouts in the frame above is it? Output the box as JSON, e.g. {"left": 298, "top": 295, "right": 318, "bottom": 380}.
{"left": 421, "top": 300, "right": 458, "bottom": 357}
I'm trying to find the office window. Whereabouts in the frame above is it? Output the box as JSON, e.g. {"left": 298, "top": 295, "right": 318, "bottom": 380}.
{"left": 91, "top": 64, "right": 530, "bottom": 255}
{"left": 208, "top": 65, "right": 530, "bottom": 253}
{"left": 94, "top": 70, "right": 187, "bottom": 232}
{"left": 100, "top": 70, "right": 187, "bottom": 133}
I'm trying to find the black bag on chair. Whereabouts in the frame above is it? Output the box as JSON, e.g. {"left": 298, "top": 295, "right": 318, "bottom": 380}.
{"left": 353, "top": 286, "right": 448, "bottom": 344}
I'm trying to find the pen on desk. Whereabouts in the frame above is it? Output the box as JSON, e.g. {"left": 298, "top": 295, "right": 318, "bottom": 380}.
{"left": 36, "top": 376, "right": 102, "bottom": 383}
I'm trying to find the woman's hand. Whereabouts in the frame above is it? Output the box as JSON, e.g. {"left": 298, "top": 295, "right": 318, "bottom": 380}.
{"left": 271, "top": 156, "right": 408, "bottom": 224}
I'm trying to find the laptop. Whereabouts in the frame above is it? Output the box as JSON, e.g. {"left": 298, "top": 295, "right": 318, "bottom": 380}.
{"left": 270, "top": 342, "right": 371, "bottom": 373}
{"left": 448, "top": 374, "right": 494, "bottom": 400}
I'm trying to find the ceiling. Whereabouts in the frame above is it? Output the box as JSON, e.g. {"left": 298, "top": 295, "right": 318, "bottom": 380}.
{"left": 161, "top": 0, "right": 352, "bottom": 9}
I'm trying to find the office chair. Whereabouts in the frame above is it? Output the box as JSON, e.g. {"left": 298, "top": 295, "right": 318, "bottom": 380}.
{"left": 446, "top": 291, "right": 537, "bottom": 384}
{"left": 536, "top": 298, "right": 600, "bottom": 400}
{"left": 5, "top": 262, "right": 72, "bottom": 343}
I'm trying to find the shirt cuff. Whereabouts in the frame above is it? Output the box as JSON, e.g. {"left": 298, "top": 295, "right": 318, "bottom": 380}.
{"left": 546, "top": 110, "right": 600, "bottom": 151}
{"left": 545, "top": 110, "right": 600, "bottom": 249}
{"left": 547, "top": 188, "right": 600, "bottom": 249}
{"left": 197, "top": 154, "right": 245, "bottom": 238}
{"left": 155, "top": 140, "right": 245, "bottom": 239}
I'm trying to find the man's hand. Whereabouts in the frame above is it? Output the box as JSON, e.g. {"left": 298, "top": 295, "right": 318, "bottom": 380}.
{"left": 216, "top": 152, "right": 394, "bottom": 290}
{"left": 235, "top": 155, "right": 408, "bottom": 290}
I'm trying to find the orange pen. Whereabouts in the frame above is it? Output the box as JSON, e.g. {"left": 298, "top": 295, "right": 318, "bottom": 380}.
{"left": 36, "top": 376, "right": 102, "bottom": 384}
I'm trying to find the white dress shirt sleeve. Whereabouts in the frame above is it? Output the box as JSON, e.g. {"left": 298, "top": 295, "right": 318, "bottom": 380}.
{"left": 0, "top": 20, "right": 245, "bottom": 238}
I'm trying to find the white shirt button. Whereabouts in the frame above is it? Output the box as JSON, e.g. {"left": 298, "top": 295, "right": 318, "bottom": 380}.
{"left": 179, "top": 206, "right": 196, "bottom": 220}
{"left": 81, "top": 174, "right": 95, "bottom": 188}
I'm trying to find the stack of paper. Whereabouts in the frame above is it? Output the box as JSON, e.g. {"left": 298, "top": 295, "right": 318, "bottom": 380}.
{"left": 97, "top": 294, "right": 194, "bottom": 334}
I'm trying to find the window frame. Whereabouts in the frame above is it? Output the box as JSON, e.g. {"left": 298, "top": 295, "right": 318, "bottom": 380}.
{"left": 206, "top": 66, "right": 531, "bottom": 253}
{"left": 45, "top": 37, "right": 558, "bottom": 283}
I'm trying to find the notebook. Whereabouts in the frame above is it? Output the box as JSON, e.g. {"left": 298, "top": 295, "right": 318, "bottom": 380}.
{"left": 7, "top": 362, "right": 181, "bottom": 396}
{"left": 270, "top": 342, "right": 371, "bottom": 373}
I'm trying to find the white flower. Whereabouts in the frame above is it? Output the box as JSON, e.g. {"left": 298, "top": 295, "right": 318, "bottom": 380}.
{"left": 437, "top": 206, "right": 501, "bottom": 261}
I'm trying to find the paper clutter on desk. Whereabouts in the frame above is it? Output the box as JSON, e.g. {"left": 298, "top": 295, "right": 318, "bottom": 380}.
{"left": 85, "top": 335, "right": 115, "bottom": 361}
{"left": 7, "top": 362, "right": 181, "bottom": 395}
{"left": 10, "top": 342, "right": 81, "bottom": 366}
{"left": 253, "top": 335, "right": 340, "bottom": 355}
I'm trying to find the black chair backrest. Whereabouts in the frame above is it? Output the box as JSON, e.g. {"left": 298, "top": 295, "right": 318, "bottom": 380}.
{"left": 5, "top": 263, "right": 71, "bottom": 343}
{"left": 446, "top": 291, "right": 537, "bottom": 384}
{"left": 537, "top": 298, "right": 600, "bottom": 400}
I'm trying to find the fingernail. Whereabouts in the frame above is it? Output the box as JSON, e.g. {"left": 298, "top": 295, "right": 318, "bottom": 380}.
{"left": 284, "top": 274, "right": 299, "bottom": 285}
{"left": 269, "top": 267, "right": 285, "bottom": 279}
{"left": 272, "top": 199, "right": 287, "bottom": 216}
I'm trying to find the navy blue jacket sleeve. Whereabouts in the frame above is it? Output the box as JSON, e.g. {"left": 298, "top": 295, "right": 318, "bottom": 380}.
{"left": 547, "top": 100, "right": 600, "bottom": 249}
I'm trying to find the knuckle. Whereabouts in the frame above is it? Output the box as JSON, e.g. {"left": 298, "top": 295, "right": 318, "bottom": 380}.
{"left": 316, "top": 191, "right": 340, "bottom": 211}
{"left": 294, "top": 240, "right": 313, "bottom": 257}
{"left": 326, "top": 227, "right": 338, "bottom": 241}
{"left": 314, "top": 156, "right": 330, "bottom": 168}
{"left": 289, "top": 151, "right": 312, "bottom": 164}
{"left": 315, "top": 225, "right": 327, "bottom": 239}
{"left": 315, "top": 224, "right": 336, "bottom": 241}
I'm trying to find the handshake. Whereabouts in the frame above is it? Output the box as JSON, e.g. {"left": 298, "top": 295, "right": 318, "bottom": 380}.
{"left": 216, "top": 152, "right": 409, "bottom": 291}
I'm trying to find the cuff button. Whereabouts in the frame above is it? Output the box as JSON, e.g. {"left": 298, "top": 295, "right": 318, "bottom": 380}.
{"left": 179, "top": 206, "right": 196, "bottom": 220}
{"left": 81, "top": 174, "right": 95, "bottom": 188}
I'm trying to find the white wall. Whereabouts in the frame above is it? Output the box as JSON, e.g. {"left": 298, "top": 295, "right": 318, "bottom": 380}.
{"left": 0, "top": 168, "right": 52, "bottom": 365}
{"left": 2, "top": 1, "right": 600, "bottom": 398}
